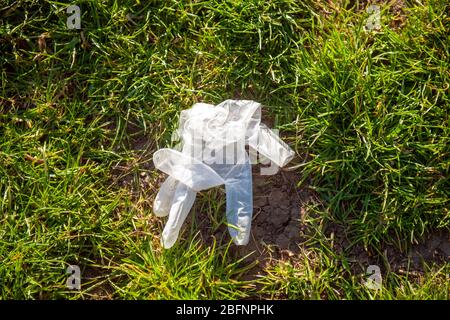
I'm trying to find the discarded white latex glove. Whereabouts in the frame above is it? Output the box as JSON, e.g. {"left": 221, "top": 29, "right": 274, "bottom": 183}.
{"left": 153, "top": 100, "right": 295, "bottom": 248}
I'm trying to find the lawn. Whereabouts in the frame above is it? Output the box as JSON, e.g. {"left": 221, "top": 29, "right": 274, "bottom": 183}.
{"left": 0, "top": 0, "right": 448, "bottom": 299}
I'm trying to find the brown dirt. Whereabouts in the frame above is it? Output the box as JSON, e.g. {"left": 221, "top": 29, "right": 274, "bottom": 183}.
{"left": 82, "top": 265, "right": 115, "bottom": 299}
{"left": 233, "top": 167, "right": 312, "bottom": 255}
{"left": 186, "top": 163, "right": 317, "bottom": 279}
{"left": 326, "top": 221, "right": 449, "bottom": 278}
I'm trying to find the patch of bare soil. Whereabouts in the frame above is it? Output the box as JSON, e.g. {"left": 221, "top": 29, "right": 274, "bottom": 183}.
{"left": 327, "top": 221, "right": 449, "bottom": 278}
{"left": 188, "top": 164, "right": 316, "bottom": 278}
{"left": 82, "top": 265, "right": 115, "bottom": 299}
{"left": 234, "top": 167, "right": 311, "bottom": 256}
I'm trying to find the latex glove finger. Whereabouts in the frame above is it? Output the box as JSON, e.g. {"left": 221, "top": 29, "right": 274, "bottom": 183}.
{"left": 153, "top": 148, "right": 225, "bottom": 191}
{"left": 161, "top": 182, "right": 197, "bottom": 248}
{"left": 153, "top": 176, "right": 178, "bottom": 217}
{"left": 249, "top": 123, "right": 295, "bottom": 167}
{"left": 224, "top": 161, "right": 253, "bottom": 246}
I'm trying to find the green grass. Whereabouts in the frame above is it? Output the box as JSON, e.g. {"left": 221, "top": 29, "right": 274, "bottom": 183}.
{"left": 0, "top": 0, "right": 448, "bottom": 299}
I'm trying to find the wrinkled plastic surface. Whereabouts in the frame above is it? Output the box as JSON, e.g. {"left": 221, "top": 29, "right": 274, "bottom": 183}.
{"left": 153, "top": 100, "right": 295, "bottom": 248}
